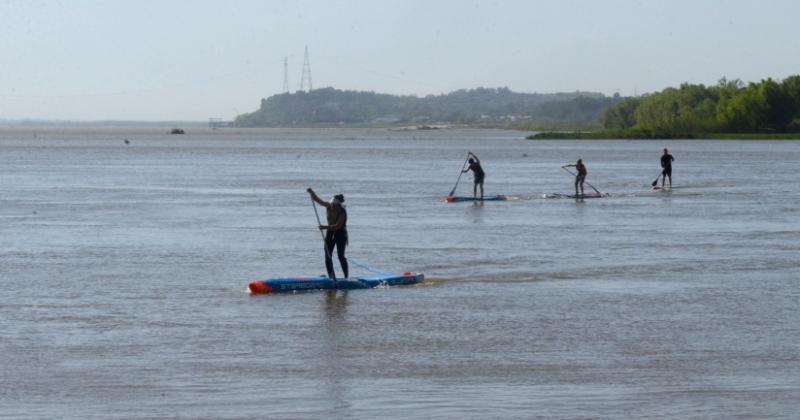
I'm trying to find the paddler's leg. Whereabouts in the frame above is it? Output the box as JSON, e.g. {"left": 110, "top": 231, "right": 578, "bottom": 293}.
{"left": 473, "top": 181, "right": 477, "bottom": 198}
{"left": 574, "top": 175, "right": 580, "bottom": 195}
{"left": 324, "top": 231, "right": 336, "bottom": 279}
{"left": 478, "top": 180, "right": 484, "bottom": 199}
{"left": 334, "top": 232, "right": 349, "bottom": 279}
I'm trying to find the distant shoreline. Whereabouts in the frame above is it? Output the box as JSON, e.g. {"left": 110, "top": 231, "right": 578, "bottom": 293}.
{"left": 0, "top": 126, "right": 519, "bottom": 138}
{"left": 4, "top": 126, "right": 800, "bottom": 140}
{"left": 527, "top": 131, "right": 800, "bottom": 140}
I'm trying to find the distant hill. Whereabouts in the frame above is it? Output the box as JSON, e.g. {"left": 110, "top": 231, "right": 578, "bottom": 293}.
{"left": 234, "top": 87, "right": 619, "bottom": 128}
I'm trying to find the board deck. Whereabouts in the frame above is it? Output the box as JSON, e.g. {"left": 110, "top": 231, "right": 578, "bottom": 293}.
{"left": 567, "top": 193, "right": 606, "bottom": 198}
{"left": 446, "top": 195, "right": 505, "bottom": 202}
{"left": 550, "top": 193, "right": 607, "bottom": 199}
{"left": 249, "top": 272, "right": 424, "bottom": 294}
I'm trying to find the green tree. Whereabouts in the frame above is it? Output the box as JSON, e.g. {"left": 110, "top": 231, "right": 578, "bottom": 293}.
{"left": 781, "top": 75, "right": 800, "bottom": 130}
{"left": 717, "top": 83, "right": 768, "bottom": 132}
{"left": 632, "top": 83, "right": 720, "bottom": 134}
{"left": 602, "top": 97, "right": 641, "bottom": 129}
{"left": 758, "top": 78, "right": 794, "bottom": 130}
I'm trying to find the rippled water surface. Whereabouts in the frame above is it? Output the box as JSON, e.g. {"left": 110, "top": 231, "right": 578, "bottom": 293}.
{"left": 1, "top": 128, "right": 799, "bottom": 419}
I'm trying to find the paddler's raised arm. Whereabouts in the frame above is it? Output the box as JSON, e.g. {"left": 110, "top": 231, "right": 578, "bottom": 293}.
{"left": 307, "top": 188, "right": 332, "bottom": 209}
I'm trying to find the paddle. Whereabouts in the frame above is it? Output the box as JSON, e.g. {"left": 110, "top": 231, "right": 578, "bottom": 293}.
{"left": 561, "top": 166, "right": 602, "bottom": 195}
{"left": 448, "top": 153, "right": 471, "bottom": 197}
{"left": 651, "top": 171, "right": 662, "bottom": 187}
{"left": 309, "top": 193, "right": 336, "bottom": 287}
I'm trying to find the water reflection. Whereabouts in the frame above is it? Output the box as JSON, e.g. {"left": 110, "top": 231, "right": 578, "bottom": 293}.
{"left": 324, "top": 289, "right": 349, "bottom": 321}
{"left": 321, "top": 290, "right": 350, "bottom": 413}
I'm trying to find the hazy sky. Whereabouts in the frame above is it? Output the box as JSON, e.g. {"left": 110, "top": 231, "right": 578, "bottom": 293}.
{"left": 2, "top": 0, "right": 799, "bottom": 121}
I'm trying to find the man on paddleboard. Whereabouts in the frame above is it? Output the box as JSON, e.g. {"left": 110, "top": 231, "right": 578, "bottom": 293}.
{"left": 462, "top": 151, "right": 485, "bottom": 199}
{"left": 307, "top": 188, "right": 349, "bottom": 279}
{"left": 563, "top": 159, "right": 587, "bottom": 196}
{"left": 660, "top": 148, "right": 674, "bottom": 188}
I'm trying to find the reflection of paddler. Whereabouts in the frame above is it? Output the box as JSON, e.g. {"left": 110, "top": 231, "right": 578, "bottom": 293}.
{"left": 462, "top": 151, "right": 485, "bottom": 199}
{"left": 562, "top": 159, "right": 587, "bottom": 196}
{"left": 307, "top": 188, "right": 349, "bottom": 279}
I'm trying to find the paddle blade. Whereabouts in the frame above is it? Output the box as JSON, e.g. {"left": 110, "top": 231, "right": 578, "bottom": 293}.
{"left": 446, "top": 195, "right": 455, "bottom": 202}
{"left": 651, "top": 179, "right": 658, "bottom": 187}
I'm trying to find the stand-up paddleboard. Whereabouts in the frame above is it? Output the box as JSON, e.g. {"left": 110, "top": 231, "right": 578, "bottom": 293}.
{"left": 550, "top": 192, "right": 607, "bottom": 199}
{"left": 567, "top": 192, "right": 606, "bottom": 199}
{"left": 249, "top": 272, "right": 424, "bottom": 294}
{"left": 446, "top": 195, "right": 505, "bottom": 202}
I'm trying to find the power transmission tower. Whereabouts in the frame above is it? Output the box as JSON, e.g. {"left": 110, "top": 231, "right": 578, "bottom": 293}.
{"left": 282, "top": 56, "right": 289, "bottom": 94}
{"left": 299, "top": 46, "right": 313, "bottom": 92}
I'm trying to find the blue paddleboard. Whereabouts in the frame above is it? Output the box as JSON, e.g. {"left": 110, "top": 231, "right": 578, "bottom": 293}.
{"left": 446, "top": 195, "right": 505, "bottom": 202}
{"left": 249, "top": 272, "right": 424, "bottom": 294}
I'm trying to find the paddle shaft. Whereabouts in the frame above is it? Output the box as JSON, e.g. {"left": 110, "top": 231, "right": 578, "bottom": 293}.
{"left": 562, "top": 167, "right": 601, "bottom": 195}
{"left": 309, "top": 196, "right": 331, "bottom": 256}
{"left": 449, "top": 154, "right": 471, "bottom": 196}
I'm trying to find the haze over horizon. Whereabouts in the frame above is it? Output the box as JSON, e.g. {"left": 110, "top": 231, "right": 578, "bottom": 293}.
{"left": 2, "top": 0, "right": 799, "bottom": 121}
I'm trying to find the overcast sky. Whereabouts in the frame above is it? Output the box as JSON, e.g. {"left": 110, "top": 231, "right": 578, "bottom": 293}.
{"left": 2, "top": 0, "right": 799, "bottom": 121}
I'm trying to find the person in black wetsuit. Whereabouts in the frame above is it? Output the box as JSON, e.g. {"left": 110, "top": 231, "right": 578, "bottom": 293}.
{"left": 307, "top": 188, "right": 348, "bottom": 279}
{"left": 660, "top": 148, "right": 675, "bottom": 187}
{"left": 563, "top": 159, "right": 587, "bottom": 196}
{"left": 462, "top": 151, "right": 485, "bottom": 199}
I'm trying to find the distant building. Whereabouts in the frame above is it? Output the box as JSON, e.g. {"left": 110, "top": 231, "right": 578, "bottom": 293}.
{"left": 208, "top": 118, "right": 232, "bottom": 129}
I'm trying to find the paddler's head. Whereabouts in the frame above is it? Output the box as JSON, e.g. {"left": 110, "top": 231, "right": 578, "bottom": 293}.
{"left": 663, "top": 148, "right": 668, "bottom": 154}
{"left": 468, "top": 158, "right": 475, "bottom": 164}
{"left": 331, "top": 194, "right": 345, "bottom": 207}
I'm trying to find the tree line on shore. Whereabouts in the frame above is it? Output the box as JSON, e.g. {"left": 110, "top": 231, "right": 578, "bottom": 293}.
{"left": 602, "top": 76, "right": 800, "bottom": 137}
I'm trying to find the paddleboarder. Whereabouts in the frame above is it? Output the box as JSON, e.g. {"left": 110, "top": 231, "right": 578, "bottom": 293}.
{"left": 307, "top": 188, "right": 349, "bottom": 279}
{"left": 563, "top": 159, "right": 587, "bottom": 196}
{"left": 462, "top": 151, "right": 485, "bottom": 199}
{"left": 660, "top": 148, "right": 674, "bottom": 188}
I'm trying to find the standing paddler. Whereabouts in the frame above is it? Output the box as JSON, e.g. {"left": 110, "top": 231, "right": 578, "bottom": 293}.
{"left": 660, "top": 148, "right": 674, "bottom": 188}
{"left": 307, "top": 188, "right": 349, "bottom": 280}
{"left": 562, "top": 159, "right": 587, "bottom": 196}
{"left": 462, "top": 151, "right": 485, "bottom": 199}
